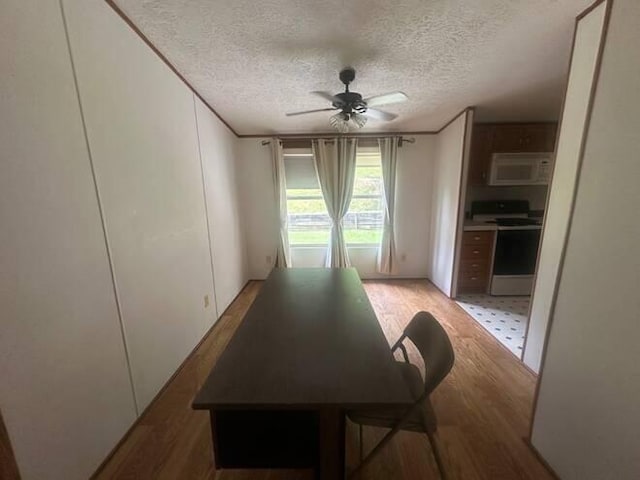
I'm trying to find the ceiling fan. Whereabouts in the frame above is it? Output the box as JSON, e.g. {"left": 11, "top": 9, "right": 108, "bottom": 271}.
{"left": 285, "top": 68, "right": 408, "bottom": 133}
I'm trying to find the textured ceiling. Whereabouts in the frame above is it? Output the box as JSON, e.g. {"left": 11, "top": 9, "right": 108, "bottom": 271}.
{"left": 113, "top": 0, "right": 591, "bottom": 135}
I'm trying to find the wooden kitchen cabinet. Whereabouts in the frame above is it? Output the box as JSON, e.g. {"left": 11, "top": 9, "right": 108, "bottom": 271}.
{"left": 467, "top": 125, "right": 494, "bottom": 185}
{"left": 522, "top": 124, "right": 557, "bottom": 151}
{"left": 467, "top": 122, "right": 557, "bottom": 186}
{"left": 492, "top": 125, "right": 527, "bottom": 153}
{"left": 492, "top": 124, "right": 556, "bottom": 153}
{"left": 457, "top": 231, "right": 495, "bottom": 294}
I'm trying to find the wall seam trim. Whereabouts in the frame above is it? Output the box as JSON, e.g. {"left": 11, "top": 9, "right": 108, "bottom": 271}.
{"left": 192, "top": 95, "right": 220, "bottom": 320}
{"left": 59, "top": 0, "right": 139, "bottom": 416}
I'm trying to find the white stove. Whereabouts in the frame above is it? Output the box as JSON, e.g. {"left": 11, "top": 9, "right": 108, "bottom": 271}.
{"left": 470, "top": 201, "right": 543, "bottom": 296}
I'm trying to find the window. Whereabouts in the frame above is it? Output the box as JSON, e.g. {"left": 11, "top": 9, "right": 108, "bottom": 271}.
{"left": 284, "top": 146, "right": 384, "bottom": 246}
{"left": 345, "top": 147, "right": 384, "bottom": 245}
{"left": 284, "top": 149, "right": 330, "bottom": 246}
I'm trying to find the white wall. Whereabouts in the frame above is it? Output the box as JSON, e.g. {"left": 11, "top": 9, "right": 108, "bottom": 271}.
{"left": 428, "top": 112, "right": 469, "bottom": 296}
{"left": 236, "top": 136, "right": 436, "bottom": 279}
{"left": 531, "top": 1, "right": 640, "bottom": 478}
{"left": 194, "top": 97, "right": 247, "bottom": 313}
{"left": 523, "top": 2, "right": 608, "bottom": 373}
{"left": 64, "top": 0, "right": 217, "bottom": 411}
{"left": 236, "top": 138, "right": 278, "bottom": 279}
{"left": 0, "top": 1, "right": 137, "bottom": 479}
{"left": 1, "top": 1, "right": 247, "bottom": 478}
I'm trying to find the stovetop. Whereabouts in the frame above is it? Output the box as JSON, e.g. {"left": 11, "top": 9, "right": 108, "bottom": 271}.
{"left": 486, "top": 218, "right": 542, "bottom": 227}
{"left": 469, "top": 200, "right": 543, "bottom": 229}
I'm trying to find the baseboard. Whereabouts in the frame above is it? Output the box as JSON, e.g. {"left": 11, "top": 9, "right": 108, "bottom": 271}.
{"left": 426, "top": 278, "right": 453, "bottom": 299}
{"left": 520, "top": 361, "right": 539, "bottom": 377}
{"left": 90, "top": 280, "right": 251, "bottom": 479}
{"left": 523, "top": 437, "right": 561, "bottom": 480}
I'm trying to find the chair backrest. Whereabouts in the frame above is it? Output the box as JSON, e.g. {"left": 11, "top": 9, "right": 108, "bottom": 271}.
{"left": 402, "top": 311, "right": 455, "bottom": 397}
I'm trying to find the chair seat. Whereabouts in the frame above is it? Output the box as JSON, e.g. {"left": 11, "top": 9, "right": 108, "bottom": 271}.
{"left": 347, "top": 361, "right": 437, "bottom": 433}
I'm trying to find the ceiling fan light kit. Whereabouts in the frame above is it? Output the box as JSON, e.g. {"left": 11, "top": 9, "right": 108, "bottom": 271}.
{"left": 286, "top": 68, "right": 408, "bottom": 132}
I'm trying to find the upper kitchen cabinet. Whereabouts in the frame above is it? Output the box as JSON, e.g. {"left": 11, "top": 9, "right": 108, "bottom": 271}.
{"left": 468, "top": 123, "right": 557, "bottom": 186}
{"left": 467, "top": 124, "right": 495, "bottom": 185}
{"left": 492, "top": 123, "right": 557, "bottom": 152}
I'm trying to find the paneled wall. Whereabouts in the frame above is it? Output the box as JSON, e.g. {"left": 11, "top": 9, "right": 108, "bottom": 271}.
{"left": 0, "top": 1, "right": 246, "bottom": 479}
{"left": 531, "top": 0, "right": 640, "bottom": 478}
{"left": 236, "top": 136, "right": 436, "bottom": 279}
{"left": 64, "top": 0, "right": 217, "bottom": 410}
{"left": 523, "top": 1, "right": 608, "bottom": 373}
{"left": 195, "top": 98, "right": 248, "bottom": 312}
{"left": 0, "top": 1, "right": 137, "bottom": 478}
{"left": 428, "top": 111, "right": 470, "bottom": 296}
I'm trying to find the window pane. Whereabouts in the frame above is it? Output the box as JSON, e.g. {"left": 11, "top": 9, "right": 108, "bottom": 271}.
{"left": 347, "top": 152, "right": 384, "bottom": 244}
{"left": 286, "top": 197, "right": 330, "bottom": 245}
{"left": 344, "top": 228, "right": 382, "bottom": 245}
{"left": 288, "top": 229, "right": 331, "bottom": 245}
{"left": 284, "top": 155, "right": 319, "bottom": 189}
{"left": 286, "top": 196, "right": 326, "bottom": 214}
{"left": 352, "top": 165, "right": 383, "bottom": 196}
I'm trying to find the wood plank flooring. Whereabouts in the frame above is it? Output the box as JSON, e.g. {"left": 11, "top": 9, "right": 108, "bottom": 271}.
{"left": 93, "top": 280, "right": 552, "bottom": 480}
{"left": 0, "top": 410, "right": 21, "bottom": 480}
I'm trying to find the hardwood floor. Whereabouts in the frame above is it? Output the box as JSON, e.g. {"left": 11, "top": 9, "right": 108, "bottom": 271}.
{"left": 93, "top": 279, "right": 552, "bottom": 480}
{"left": 1, "top": 410, "right": 20, "bottom": 480}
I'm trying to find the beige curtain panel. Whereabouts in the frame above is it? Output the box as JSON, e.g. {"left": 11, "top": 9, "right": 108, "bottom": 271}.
{"left": 377, "top": 137, "right": 399, "bottom": 274}
{"left": 271, "top": 138, "right": 291, "bottom": 267}
{"left": 312, "top": 138, "right": 358, "bottom": 268}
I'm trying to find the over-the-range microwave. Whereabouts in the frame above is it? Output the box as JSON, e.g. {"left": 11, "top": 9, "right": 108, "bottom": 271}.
{"left": 488, "top": 152, "right": 554, "bottom": 186}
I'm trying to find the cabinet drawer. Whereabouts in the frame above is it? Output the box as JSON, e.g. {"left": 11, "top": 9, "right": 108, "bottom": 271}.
{"left": 458, "top": 270, "right": 489, "bottom": 288}
{"left": 460, "top": 259, "right": 489, "bottom": 274}
{"left": 460, "top": 243, "right": 492, "bottom": 260}
{"left": 462, "top": 231, "right": 494, "bottom": 246}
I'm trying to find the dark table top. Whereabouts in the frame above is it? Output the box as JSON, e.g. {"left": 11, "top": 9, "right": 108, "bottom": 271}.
{"left": 193, "top": 268, "right": 413, "bottom": 409}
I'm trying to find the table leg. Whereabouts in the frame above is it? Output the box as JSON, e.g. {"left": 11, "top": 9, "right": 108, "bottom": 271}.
{"left": 318, "top": 407, "right": 345, "bottom": 480}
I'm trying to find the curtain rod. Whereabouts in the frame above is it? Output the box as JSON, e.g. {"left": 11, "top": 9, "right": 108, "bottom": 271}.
{"left": 260, "top": 137, "right": 416, "bottom": 146}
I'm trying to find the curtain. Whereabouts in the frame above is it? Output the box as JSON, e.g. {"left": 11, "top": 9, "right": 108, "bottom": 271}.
{"left": 271, "top": 138, "right": 290, "bottom": 267}
{"left": 312, "top": 138, "right": 358, "bottom": 268}
{"left": 377, "top": 137, "right": 399, "bottom": 274}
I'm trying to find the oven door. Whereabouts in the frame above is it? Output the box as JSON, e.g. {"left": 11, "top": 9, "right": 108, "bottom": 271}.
{"left": 491, "top": 228, "right": 541, "bottom": 295}
{"left": 493, "top": 228, "right": 541, "bottom": 275}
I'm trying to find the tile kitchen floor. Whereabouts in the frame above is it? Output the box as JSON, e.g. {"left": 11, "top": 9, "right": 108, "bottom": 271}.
{"left": 455, "top": 294, "right": 530, "bottom": 358}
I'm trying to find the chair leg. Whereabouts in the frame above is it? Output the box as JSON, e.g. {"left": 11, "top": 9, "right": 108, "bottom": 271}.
{"left": 359, "top": 424, "right": 364, "bottom": 462}
{"left": 425, "top": 429, "right": 447, "bottom": 480}
{"left": 349, "top": 402, "right": 427, "bottom": 479}
{"left": 348, "top": 425, "right": 401, "bottom": 479}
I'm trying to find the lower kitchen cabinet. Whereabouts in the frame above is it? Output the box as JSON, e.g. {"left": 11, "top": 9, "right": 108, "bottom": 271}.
{"left": 457, "top": 230, "right": 495, "bottom": 294}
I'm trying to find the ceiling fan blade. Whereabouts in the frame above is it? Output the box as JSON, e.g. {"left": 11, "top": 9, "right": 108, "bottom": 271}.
{"left": 311, "top": 91, "right": 341, "bottom": 103}
{"left": 286, "top": 107, "right": 338, "bottom": 117}
{"left": 364, "top": 108, "right": 398, "bottom": 122}
{"left": 364, "top": 91, "right": 408, "bottom": 107}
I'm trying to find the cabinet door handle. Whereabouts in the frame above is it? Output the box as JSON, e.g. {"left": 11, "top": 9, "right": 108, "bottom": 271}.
{"left": 471, "top": 277, "right": 478, "bottom": 280}
{"left": 472, "top": 264, "right": 479, "bottom": 268}
{"left": 474, "top": 236, "right": 481, "bottom": 240}
{"left": 473, "top": 250, "right": 480, "bottom": 254}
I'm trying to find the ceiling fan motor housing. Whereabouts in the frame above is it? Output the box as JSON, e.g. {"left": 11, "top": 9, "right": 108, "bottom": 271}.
{"left": 333, "top": 92, "right": 367, "bottom": 114}
{"left": 334, "top": 68, "right": 367, "bottom": 114}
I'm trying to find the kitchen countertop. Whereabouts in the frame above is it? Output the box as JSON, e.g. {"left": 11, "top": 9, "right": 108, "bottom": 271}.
{"left": 463, "top": 221, "right": 498, "bottom": 231}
